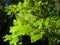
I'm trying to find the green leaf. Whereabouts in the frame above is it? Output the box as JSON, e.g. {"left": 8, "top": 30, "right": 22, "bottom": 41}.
{"left": 23, "top": 0, "right": 29, "bottom": 7}
{"left": 55, "top": 19, "right": 60, "bottom": 28}
{"left": 4, "top": 35, "right": 12, "bottom": 41}
{"left": 13, "top": 19, "right": 23, "bottom": 26}
{"left": 34, "top": 19, "right": 43, "bottom": 29}
{"left": 7, "top": 11, "right": 11, "bottom": 15}
{"left": 9, "top": 37, "right": 18, "bottom": 45}
{"left": 31, "top": 32, "right": 44, "bottom": 43}
{"left": 44, "top": 18, "right": 50, "bottom": 27}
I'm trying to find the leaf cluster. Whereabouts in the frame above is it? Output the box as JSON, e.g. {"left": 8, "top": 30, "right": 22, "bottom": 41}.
{"left": 3, "top": 0, "right": 60, "bottom": 45}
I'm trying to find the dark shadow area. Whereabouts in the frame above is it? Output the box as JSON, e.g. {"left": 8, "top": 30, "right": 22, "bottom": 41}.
{"left": 0, "top": 10, "right": 15, "bottom": 45}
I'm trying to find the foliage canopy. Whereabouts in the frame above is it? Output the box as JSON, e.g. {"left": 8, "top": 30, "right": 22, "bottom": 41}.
{"left": 3, "top": 0, "right": 60, "bottom": 45}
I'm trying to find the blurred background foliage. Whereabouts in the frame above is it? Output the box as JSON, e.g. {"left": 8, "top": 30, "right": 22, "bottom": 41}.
{"left": 0, "top": 0, "right": 60, "bottom": 45}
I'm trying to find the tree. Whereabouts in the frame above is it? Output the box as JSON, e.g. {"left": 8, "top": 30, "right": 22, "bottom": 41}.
{"left": 1, "top": 0, "right": 60, "bottom": 45}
